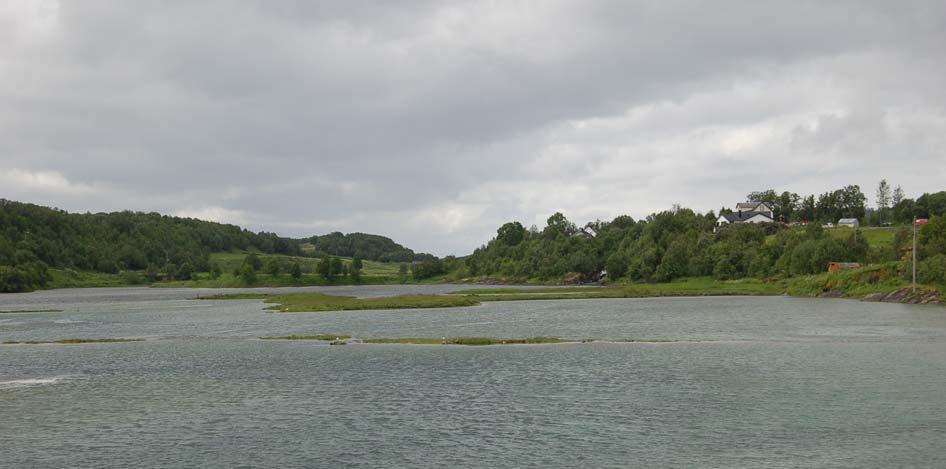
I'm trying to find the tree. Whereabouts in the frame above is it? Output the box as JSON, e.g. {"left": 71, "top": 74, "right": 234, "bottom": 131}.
{"left": 209, "top": 262, "right": 222, "bottom": 279}
{"left": 350, "top": 257, "right": 363, "bottom": 282}
{"left": 239, "top": 263, "right": 256, "bottom": 284}
{"left": 876, "top": 179, "right": 891, "bottom": 210}
{"left": 176, "top": 262, "right": 193, "bottom": 281}
{"left": 244, "top": 254, "right": 262, "bottom": 271}
{"left": 496, "top": 222, "right": 526, "bottom": 246}
{"left": 876, "top": 179, "right": 892, "bottom": 224}
{"left": 543, "top": 212, "right": 577, "bottom": 238}
{"left": 265, "top": 258, "right": 281, "bottom": 277}
{"left": 413, "top": 258, "right": 445, "bottom": 279}
{"left": 331, "top": 257, "right": 344, "bottom": 279}
{"left": 892, "top": 185, "right": 905, "bottom": 206}
{"left": 655, "top": 237, "right": 689, "bottom": 281}
{"left": 317, "top": 258, "right": 332, "bottom": 279}
{"left": 290, "top": 262, "right": 302, "bottom": 280}
{"left": 398, "top": 263, "right": 410, "bottom": 277}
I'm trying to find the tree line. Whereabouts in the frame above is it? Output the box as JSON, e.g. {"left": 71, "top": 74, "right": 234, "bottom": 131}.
{"left": 0, "top": 200, "right": 430, "bottom": 292}
{"left": 306, "top": 232, "right": 435, "bottom": 263}
{"left": 464, "top": 187, "right": 946, "bottom": 285}
{"left": 741, "top": 183, "right": 946, "bottom": 225}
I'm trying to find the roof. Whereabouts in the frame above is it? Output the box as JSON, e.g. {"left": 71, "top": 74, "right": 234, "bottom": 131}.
{"left": 735, "top": 202, "right": 773, "bottom": 211}
{"left": 720, "top": 211, "right": 773, "bottom": 223}
{"left": 838, "top": 218, "right": 859, "bottom": 223}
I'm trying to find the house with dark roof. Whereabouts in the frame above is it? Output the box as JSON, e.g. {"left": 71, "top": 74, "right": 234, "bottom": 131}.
{"left": 716, "top": 202, "right": 774, "bottom": 228}
{"left": 717, "top": 210, "right": 773, "bottom": 225}
{"left": 733, "top": 202, "right": 774, "bottom": 218}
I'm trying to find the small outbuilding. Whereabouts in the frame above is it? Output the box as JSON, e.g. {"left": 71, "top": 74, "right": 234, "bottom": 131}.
{"left": 837, "top": 218, "right": 860, "bottom": 228}
{"left": 828, "top": 262, "right": 861, "bottom": 273}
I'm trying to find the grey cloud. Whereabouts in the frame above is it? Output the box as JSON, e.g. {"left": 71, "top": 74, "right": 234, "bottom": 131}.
{"left": 1, "top": 1, "right": 945, "bottom": 254}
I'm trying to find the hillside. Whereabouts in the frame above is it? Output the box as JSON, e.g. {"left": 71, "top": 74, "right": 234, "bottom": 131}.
{"left": 0, "top": 200, "right": 426, "bottom": 292}
{"left": 303, "top": 232, "right": 435, "bottom": 263}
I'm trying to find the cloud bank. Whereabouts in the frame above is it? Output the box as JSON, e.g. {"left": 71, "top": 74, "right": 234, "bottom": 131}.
{"left": 2, "top": 1, "right": 945, "bottom": 255}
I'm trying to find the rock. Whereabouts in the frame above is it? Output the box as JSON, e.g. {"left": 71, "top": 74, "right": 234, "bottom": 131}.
{"left": 861, "top": 288, "right": 941, "bottom": 306}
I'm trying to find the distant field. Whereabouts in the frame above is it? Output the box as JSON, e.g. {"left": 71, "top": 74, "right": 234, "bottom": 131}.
{"left": 823, "top": 226, "right": 897, "bottom": 247}
{"left": 768, "top": 226, "right": 899, "bottom": 247}
{"left": 208, "top": 251, "right": 401, "bottom": 276}
{"left": 46, "top": 269, "right": 129, "bottom": 289}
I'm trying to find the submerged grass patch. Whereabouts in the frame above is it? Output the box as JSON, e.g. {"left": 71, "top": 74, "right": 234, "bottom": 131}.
{"left": 260, "top": 334, "right": 352, "bottom": 341}
{"left": 0, "top": 309, "right": 64, "bottom": 314}
{"left": 2, "top": 338, "right": 143, "bottom": 345}
{"left": 362, "top": 336, "right": 578, "bottom": 345}
{"left": 461, "top": 277, "right": 787, "bottom": 302}
{"left": 205, "top": 292, "right": 481, "bottom": 312}
{"left": 262, "top": 335, "right": 679, "bottom": 345}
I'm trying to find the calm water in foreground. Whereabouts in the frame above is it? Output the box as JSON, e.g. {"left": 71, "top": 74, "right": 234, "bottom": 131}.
{"left": 2, "top": 286, "right": 945, "bottom": 468}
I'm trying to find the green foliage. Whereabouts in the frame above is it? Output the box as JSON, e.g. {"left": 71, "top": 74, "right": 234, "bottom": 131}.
{"left": 290, "top": 262, "right": 302, "bottom": 280}
{"left": 917, "top": 254, "right": 946, "bottom": 284}
{"left": 306, "top": 232, "right": 433, "bottom": 263}
{"left": 0, "top": 261, "right": 50, "bottom": 292}
{"left": 496, "top": 222, "right": 526, "bottom": 246}
{"left": 239, "top": 263, "right": 257, "bottom": 284}
{"left": 467, "top": 206, "right": 876, "bottom": 284}
{"left": 260, "top": 334, "right": 352, "bottom": 341}
{"left": 244, "top": 254, "right": 263, "bottom": 271}
{"left": 264, "top": 258, "right": 281, "bottom": 277}
{"left": 350, "top": 257, "right": 363, "bottom": 282}
{"left": 362, "top": 336, "right": 570, "bottom": 345}
{"left": 208, "top": 292, "right": 481, "bottom": 312}
{"left": 0, "top": 199, "right": 302, "bottom": 291}
{"left": 412, "top": 258, "right": 446, "bottom": 280}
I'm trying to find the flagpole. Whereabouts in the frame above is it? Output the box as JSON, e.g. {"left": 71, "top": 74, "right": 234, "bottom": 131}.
{"left": 912, "top": 217, "right": 917, "bottom": 293}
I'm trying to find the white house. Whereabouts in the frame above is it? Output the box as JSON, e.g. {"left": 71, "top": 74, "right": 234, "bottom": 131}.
{"left": 716, "top": 202, "right": 775, "bottom": 227}
{"left": 734, "top": 202, "right": 774, "bottom": 219}
{"left": 716, "top": 211, "right": 774, "bottom": 226}
{"left": 838, "top": 218, "right": 860, "bottom": 228}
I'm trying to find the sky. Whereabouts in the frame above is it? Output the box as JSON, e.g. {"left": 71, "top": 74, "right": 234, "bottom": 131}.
{"left": 2, "top": 1, "right": 945, "bottom": 256}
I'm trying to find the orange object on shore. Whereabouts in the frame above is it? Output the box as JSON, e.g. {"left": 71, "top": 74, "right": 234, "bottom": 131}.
{"left": 828, "top": 262, "right": 861, "bottom": 273}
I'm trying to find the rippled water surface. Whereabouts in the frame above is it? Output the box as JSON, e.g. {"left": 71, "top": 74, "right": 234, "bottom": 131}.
{"left": 2, "top": 286, "right": 946, "bottom": 468}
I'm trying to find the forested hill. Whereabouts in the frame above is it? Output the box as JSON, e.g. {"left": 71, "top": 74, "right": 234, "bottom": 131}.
{"left": 0, "top": 199, "right": 427, "bottom": 292}
{"left": 464, "top": 187, "right": 946, "bottom": 286}
{"left": 306, "top": 232, "right": 435, "bottom": 263}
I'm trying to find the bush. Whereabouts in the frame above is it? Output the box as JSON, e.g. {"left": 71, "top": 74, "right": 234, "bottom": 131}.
{"left": 917, "top": 254, "right": 946, "bottom": 284}
{"left": 121, "top": 271, "right": 146, "bottom": 285}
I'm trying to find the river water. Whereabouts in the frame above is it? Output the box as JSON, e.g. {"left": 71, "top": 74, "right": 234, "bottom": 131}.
{"left": 2, "top": 286, "right": 945, "bottom": 468}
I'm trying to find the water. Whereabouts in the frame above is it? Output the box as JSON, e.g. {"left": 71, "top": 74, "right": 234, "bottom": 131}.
{"left": 2, "top": 287, "right": 945, "bottom": 468}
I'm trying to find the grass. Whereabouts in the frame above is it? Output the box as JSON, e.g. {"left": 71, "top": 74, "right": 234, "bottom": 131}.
{"left": 0, "top": 309, "right": 63, "bottom": 314}
{"left": 202, "top": 292, "right": 481, "bottom": 312}
{"left": 260, "top": 334, "right": 352, "bottom": 340}
{"left": 2, "top": 338, "right": 143, "bottom": 345}
{"left": 157, "top": 272, "right": 409, "bottom": 288}
{"left": 46, "top": 269, "right": 128, "bottom": 289}
{"left": 460, "top": 277, "right": 787, "bottom": 301}
{"left": 259, "top": 335, "right": 680, "bottom": 345}
{"left": 208, "top": 251, "right": 402, "bottom": 277}
{"left": 784, "top": 262, "right": 914, "bottom": 297}
{"left": 824, "top": 226, "right": 896, "bottom": 247}
{"left": 362, "top": 336, "right": 577, "bottom": 345}
{"left": 205, "top": 268, "right": 940, "bottom": 312}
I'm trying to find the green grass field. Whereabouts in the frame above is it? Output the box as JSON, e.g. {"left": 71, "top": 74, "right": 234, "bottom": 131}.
{"left": 202, "top": 292, "right": 481, "bottom": 312}
{"left": 46, "top": 269, "right": 129, "bottom": 289}
{"left": 824, "top": 226, "right": 897, "bottom": 247}
{"left": 208, "top": 251, "right": 401, "bottom": 276}
{"left": 2, "top": 338, "right": 143, "bottom": 345}
{"left": 0, "top": 309, "right": 63, "bottom": 314}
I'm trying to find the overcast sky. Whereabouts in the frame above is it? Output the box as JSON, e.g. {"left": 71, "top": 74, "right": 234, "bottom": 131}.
{"left": 2, "top": 1, "right": 945, "bottom": 255}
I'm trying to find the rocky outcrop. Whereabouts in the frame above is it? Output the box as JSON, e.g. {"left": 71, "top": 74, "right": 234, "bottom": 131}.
{"left": 862, "top": 288, "right": 941, "bottom": 305}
